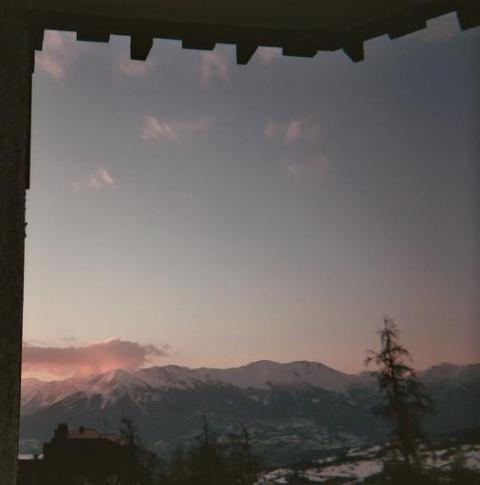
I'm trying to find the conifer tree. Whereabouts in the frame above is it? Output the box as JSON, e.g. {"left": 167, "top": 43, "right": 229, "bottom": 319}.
{"left": 227, "top": 425, "right": 261, "bottom": 484}
{"left": 365, "top": 317, "right": 433, "bottom": 470}
{"left": 118, "top": 417, "right": 160, "bottom": 485}
{"left": 186, "top": 415, "right": 229, "bottom": 485}
{"left": 167, "top": 447, "right": 189, "bottom": 485}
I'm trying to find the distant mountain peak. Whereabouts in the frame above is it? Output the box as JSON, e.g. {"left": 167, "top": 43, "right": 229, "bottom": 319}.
{"left": 19, "top": 360, "right": 480, "bottom": 465}
{"left": 21, "top": 360, "right": 478, "bottom": 417}
{"left": 20, "top": 360, "right": 356, "bottom": 414}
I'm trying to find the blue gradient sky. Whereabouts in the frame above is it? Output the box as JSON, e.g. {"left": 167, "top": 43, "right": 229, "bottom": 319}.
{"left": 23, "top": 13, "right": 480, "bottom": 377}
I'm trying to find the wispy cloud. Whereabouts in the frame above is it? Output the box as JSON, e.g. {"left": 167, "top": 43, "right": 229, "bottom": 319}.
{"left": 22, "top": 338, "right": 168, "bottom": 377}
{"left": 36, "top": 53, "right": 66, "bottom": 81}
{"left": 199, "top": 51, "right": 229, "bottom": 88}
{"left": 284, "top": 120, "right": 303, "bottom": 143}
{"left": 257, "top": 47, "right": 281, "bottom": 65}
{"left": 35, "top": 31, "right": 82, "bottom": 82}
{"left": 44, "top": 30, "right": 65, "bottom": 50}
{"left": 116, "top": 58, "right": 155, "bottom": 77}
{"left": 97, "top": 168, "right": 115, "bottom": 187}
{"left": 141, "top": 115, "right": 212, "bottom": 142}
{"left": 72, "top": 168, "right": 116, "bottom": 192}
{"left": 264, "top": 118, "right": 321, "bottom": 144}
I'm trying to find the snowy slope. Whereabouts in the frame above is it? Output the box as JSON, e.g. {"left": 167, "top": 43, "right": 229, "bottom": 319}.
{"left": 21, "top": 360, "right": 358, "bottom": 412}
{"left": 257, "top": 443, "right": 480, "bottom": 484}
{"left": 22, "top": 360, "right": 480, "bottom": 415}
{"left": 21, "top": 377, "right": 83, "bottom": 414}
{"left": 141, "top": 360, "right": 357, "bottom": 391}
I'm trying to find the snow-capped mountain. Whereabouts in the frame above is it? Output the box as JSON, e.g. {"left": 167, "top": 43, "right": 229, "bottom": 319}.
{"left": 140, "top": 360, "right": 358, "bottom": 392}
{"left": 21, "top": 377, "right": 83, "bottom": 414}
{"left": 19, "top": 361, "right": 480, "bottom": 465}
{"left": 21, "top": 360, "right": 361, "bottom": 414}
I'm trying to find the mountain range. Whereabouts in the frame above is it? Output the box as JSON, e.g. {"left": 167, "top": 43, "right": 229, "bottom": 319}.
{"left": 20, "top": 360, "right": 480, "bottom": 465}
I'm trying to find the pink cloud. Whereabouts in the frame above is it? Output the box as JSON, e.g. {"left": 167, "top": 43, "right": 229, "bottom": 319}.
{"left": 258, "top": 47, "right": 281, "bottom": 65}
{"left": 35, "top": 53, "right": 66, "bottom": 81}
{"left": 44, "top": 30, "right": 65, "bottom": 51}
{"left": 22, "top": 339, "right": 168, "bottom": 377}
{"left": 199, "top": 52, "right": 229, "bottom": 88}
{"left": 264, "top": 118, "right": 321, "bottom": 144}
{"left": 117, "top": 59, "right": 154, "bottom": 77}
{"left": 142, "top": 116, "right": 179, "bottom": 141}
{"left": 141, "top": 115, "right": 212, "bottom": 142}
{"left": 72, "top": 168, "right": 116, "bottom": 192}
{"left": 87, "top": 174, "right": 102, "bottom": 190}
{"left": 284, "top": 119, "right": 303, "bottom": 143}
{"left": 97, "top": 168, "right": 115, "bottom": 187}
{"left": 35, "top": 30, "right": 87, "bottom": 82}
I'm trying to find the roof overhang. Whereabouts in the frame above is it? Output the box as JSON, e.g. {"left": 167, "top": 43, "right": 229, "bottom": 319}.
{"left": 12, "top": 0, "right": 480, "bottom": 63}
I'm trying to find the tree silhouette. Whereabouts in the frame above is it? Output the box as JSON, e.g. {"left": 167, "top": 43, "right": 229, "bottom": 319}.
{"left": 239, "top": 425, "right": 261, "bottom": 484}
{"left": 118, "top": 417, "right": 163, "bottom": 485}
{"left": 186, "top": 415, "right": 230, "bottom": 485}
{"left": 365, "top": 316, "right": 433, "bottom": 470}
{"left": 167, "top": 447, "right": 189, "bottom": 485}
{"left": 226, "top": 425, "right": 262, "bottom": 485}
{"left": 166, "top": 418, "right": 261, "bottom": 485}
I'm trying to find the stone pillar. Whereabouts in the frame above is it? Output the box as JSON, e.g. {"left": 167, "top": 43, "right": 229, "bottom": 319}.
{"left": 0, "top": 3, "right": 33, "bottom": 484}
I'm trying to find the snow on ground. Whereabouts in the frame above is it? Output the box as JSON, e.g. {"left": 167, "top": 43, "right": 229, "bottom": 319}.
{"left": 255, "top": 460, "right": 383, "bottom": 484}
{"left": 257, "top": 444, "right": 480, "bottom": 484}
{"left": 257, "top": 468, "right": 290, "bottom": 484}
{"left": 347, "top": 445, "right": 381, "bottom": 457}
{"left": 465, "top": 446, "right": 480, "bottom": 470}
{"left": 304, "top": 460, "right": 382, "bottom": 482}
{"left": 18, "top": 454, "right": 43, "bottom": 460}
{"left": 423, "top": 445, "right": 480, "bottom": 471}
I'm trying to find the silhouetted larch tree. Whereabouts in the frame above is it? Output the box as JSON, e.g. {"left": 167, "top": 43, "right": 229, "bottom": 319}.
{"left": 365, "top": 316, "right": 433, "bottom": 470}
{"left": 166, "top": 418, "right": 261, "bottom": 485}
{"left": 167, "top": 447, "right": 189, "bottom": 485}
{"left": 186, "top": 415, "right": 230, "bottom": 485}
{"left": 227, "top": 425, "right": 262, "bottom": 485}
{"left": 118, "top": 417, "right": 163, "bottom": 485}
{"left": 239, "top": 425, "right": 261, "bottom": 484}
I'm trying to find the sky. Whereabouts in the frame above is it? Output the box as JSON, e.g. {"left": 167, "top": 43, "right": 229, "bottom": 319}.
{"left": 23, "top": 13, "right": 480, "bottom": 380}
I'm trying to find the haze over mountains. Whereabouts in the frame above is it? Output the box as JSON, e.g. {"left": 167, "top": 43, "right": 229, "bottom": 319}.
{"left": 20, "top": 360, "right": 480, "bottom": 465}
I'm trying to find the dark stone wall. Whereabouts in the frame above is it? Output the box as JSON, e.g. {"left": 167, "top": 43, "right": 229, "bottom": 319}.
{"left": 0, "top": 3, "right": 32, "bottom": 484}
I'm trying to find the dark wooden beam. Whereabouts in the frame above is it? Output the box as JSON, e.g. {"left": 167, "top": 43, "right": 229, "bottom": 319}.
{"left": 388, "top": 18, "right": 427, "bottom": 39}
{"left": 17, "top": 0, "right": 476, "bottom": 64}
{"left": 0, "top": 4, "right": 32, "bottom": 485}
{"left": 130, "top": 34, "right": 154, "bottom": 60}
{"left": 282, "top": 45, "right": 318, "bottom": 58}
{"left": 182, "top": 37, "right": 216, "bottom": 50}
{"left": 77, "top": 30, "right": 110, "bottom": 43}
{"left": 343, "top": 43, "right": 365, "bottom": 63}
{"left": 236, "top": 44, "right": 257, "bottom": 65}
{"left": 457, "top": 3, "right": 480, "bottom": 30}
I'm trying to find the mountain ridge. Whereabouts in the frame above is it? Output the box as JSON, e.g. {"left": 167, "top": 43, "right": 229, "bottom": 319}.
{"left": 21, "top": 360, "right": 358, "bottom": 413}
{"left": 19, "top": 360, "right": 480, "bottom": 465}
{"left": 21, "top": 360, "right": 480, "bottom": 414}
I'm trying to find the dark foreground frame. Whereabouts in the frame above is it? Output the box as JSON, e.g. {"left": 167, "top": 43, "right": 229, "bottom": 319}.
{"left": 1, "top": 1, "right": 478, "bottom": 483}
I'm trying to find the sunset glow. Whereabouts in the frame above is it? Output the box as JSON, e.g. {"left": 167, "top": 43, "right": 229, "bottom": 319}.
{"left": 24, "top": 13, "right": 480, "bottom": 379}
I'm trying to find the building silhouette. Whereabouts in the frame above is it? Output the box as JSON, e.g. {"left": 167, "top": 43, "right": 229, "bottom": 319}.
{"left": 18, "top": 423, "right": 128, "bottom": 485}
